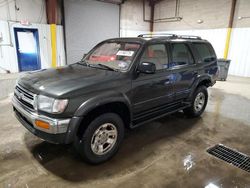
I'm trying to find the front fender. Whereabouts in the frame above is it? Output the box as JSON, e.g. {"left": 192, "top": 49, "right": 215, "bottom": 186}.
{"left": 64, "top": 91, "right": 131, "bottom": 144}
{"left": 74, "top": 91, "right": 131, "bottom": 117}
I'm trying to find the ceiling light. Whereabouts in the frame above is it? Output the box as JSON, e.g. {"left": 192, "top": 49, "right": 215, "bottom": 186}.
{"left": 197, "top": 19, "right": 204, "bottom": 24}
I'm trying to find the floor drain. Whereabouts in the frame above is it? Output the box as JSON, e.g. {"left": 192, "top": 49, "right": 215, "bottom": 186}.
{"left": 207, "top": 144, "right": 250, "bottom": 173}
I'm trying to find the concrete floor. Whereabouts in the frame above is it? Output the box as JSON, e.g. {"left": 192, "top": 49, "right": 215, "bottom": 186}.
{"left": 1, "top": 76, "right": 250, "bottom": 188}
{"left": 0, "top": 73, "right": 19, "bottom": 100}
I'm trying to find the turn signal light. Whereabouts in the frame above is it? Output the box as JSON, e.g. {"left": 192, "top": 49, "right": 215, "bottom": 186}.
{"left": 35, "top": 120, "right": 50, "bottom": 130}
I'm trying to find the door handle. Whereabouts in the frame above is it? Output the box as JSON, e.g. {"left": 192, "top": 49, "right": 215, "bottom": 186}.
{"left": 150, "top": 79, "right": 171, "bottom": 87}
{"left": 165, "top": 78, "right": 170, "bottom": 84}
{"left": 193, "top": 71, "right": 199, "bottom": 77}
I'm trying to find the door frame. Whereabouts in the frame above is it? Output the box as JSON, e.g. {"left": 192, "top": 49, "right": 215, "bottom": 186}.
{"left": 14, "top": 27, "right": 41, "bottom": 72}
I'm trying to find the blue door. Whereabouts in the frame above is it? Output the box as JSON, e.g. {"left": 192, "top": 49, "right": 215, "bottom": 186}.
{"left": 14, "top": 28, "right": 41, "bottom": 72}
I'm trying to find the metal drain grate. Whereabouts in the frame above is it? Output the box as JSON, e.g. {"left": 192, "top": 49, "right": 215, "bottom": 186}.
{"left": 207, "top": 144, "right": 250, "bottom": 173}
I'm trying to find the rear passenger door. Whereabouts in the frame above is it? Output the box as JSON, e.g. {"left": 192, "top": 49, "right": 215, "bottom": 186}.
{"left": 169, "top": 42, "right": 198, "bottom": 100}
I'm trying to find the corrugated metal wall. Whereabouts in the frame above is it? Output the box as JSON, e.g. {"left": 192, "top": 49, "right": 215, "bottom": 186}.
{"left": 228, "top": 28, "right": 250, "bottom": 77}
{"left": 0, "top": 20, "right": 65, "bottom": 73}
{"left": 64, "top": 0, "right": 120, "bottom": 64}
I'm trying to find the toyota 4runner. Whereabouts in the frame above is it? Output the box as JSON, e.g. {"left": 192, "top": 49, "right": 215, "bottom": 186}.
{"left": 12, "top": 34, "right": 218, "bottom": 164}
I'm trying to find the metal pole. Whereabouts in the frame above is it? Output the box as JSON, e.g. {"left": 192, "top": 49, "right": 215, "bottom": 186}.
{"left": 224, "top": 0, "right": 237, "bottom": 59}
{"left": 150, "top": 2, "right": 155, "bottom": 32}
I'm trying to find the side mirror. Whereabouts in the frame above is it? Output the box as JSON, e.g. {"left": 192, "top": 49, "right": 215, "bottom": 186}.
{"left": 138, "top": 62, "right": 156, "bottom": 74}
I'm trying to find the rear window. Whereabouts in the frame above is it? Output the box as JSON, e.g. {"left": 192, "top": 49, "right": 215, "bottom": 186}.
{"left": 193, "top": 43, "right": 216, "bottom": 63}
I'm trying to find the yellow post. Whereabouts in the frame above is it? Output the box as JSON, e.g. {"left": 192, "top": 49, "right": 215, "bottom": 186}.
{"left": 50, "top": 24, "right": 57, "bottom": 68}
{"left": 149, "top": 31, "right": 153, "bottom": 37}
{"left": 223, "top": 28, "right": 232, "bottom": 59}
{"left": 223, "top": 0, "right": 237, "bottom": 59}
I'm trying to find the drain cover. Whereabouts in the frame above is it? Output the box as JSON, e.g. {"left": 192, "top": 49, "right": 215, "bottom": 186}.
{"left": 207, "top": 144, "right": 250, "bottom": 173}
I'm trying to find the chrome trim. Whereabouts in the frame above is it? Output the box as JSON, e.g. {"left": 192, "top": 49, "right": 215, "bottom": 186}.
{"left": 16, "top": 84, "right": 35, "bottom": 98}
{"left": 12, "top": 96, "right": 70, "bottom": 134}
{"left": 14, "top": 84, "right": 36, "bottom": 110}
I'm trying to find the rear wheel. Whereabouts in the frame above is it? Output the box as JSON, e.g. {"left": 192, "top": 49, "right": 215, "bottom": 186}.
{"left": 184, "top": 86, "right": 208, "bottom": 117}
{"left": 74, "top": 113, "right": 124, "bottom": 164}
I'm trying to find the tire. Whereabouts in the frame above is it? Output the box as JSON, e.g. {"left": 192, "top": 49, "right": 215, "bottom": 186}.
{"left": 183, "top": 86, "right": 208, "bottom": 118}
{"left": 74, "top": 113, "right": 124, "bottom": 164}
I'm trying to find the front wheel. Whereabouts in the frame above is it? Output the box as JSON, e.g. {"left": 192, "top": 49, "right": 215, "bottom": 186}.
{"left": 183, "top": 86, "right": 208, "bottom": 117}
{"left": 74, "top": 113, "right": 124, "bottom": 164}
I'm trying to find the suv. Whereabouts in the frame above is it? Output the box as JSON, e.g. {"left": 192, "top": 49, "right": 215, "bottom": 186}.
{"left": 12, "top": 34, "right": 218, "bottom": 164}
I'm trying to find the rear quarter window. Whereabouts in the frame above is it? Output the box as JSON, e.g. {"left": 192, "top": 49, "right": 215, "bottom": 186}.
{"left": 193, "top": 43, "right": 216, "bottom": 63}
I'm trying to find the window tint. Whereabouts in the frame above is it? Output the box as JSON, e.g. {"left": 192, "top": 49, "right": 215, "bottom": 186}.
{"left": 171, "top": 43, "right": 194, "bottom": 67}
{"left": 140, "top": 44, "right": 168, "bottom": 70}
{"left": 193, "top": 43, "right": 216, "bottom": 63}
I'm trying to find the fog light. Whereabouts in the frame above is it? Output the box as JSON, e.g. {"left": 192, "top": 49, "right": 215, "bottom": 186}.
{"left": 35, "top": 120, "right": 50, "bottom": 129}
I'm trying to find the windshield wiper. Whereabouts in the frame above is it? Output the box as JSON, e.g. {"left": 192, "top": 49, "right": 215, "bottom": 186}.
{"left": 76, "top": 60, "right": 89, "bottom": 66}
{"left": 89, "top": 64, "right": 118, "bottom": 71}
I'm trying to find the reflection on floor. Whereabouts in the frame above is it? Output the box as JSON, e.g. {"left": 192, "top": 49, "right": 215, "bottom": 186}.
{"left": 0, "top": 76, "right": 250, "bottom": 187}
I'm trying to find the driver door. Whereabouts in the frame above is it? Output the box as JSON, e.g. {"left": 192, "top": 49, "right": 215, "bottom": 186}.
{"left": 131, "top": 43, "right": 174, "bottom": 122}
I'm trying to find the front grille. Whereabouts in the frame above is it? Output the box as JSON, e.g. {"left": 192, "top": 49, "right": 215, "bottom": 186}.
{"left": 207, "top": 144, "right": 250, "bottom": 173}
{"left": 14, "top": 85, "right": 36, "bottom": 110}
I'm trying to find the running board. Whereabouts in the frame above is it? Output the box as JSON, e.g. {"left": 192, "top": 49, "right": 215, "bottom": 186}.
{"left": 131, "top": 103, "right": 190, "bottom": 128}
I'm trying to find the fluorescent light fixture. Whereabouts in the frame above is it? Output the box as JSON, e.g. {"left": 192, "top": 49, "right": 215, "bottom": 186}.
{"left": 197, "top": 19, "right": 204, "bottom": 24}
{"left": 205, "top": 183, "right": 219, "bottom": 188}
{"left": 238, "top": 16, "right": 250, "bottom": 20}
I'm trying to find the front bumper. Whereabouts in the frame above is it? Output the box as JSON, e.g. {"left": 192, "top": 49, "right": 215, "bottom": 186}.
{"left": 12, "top": 96, "right": 73, "bottom": 144}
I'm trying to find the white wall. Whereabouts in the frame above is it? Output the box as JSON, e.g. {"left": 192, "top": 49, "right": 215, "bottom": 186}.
{"left": 120, "top": 0, "right": 150, "bottom": 37}
{"left": 56, "top": 26, "right": 66, "bottom": 67}
{"left": 0, "top": 0, "right": 47, "bottom": 24}
{"left": 0, "top": 20, "right": 65, "bottom": 73}
{"left": 154, "top": 0, "right": 250, "bottom": 31}
{"left": 228, "top": 28, "right": 250, "bottom": 77}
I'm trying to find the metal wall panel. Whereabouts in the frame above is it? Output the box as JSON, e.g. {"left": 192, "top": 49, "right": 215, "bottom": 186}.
{"left": 64, "top": 0, "right": 120, "bottom": 64}
{"left": 228, "top": 28, "right": 250, "bottom": 77}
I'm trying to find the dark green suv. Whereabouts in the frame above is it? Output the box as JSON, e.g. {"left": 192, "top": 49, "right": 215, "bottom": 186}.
{"left": 12, "top": 34, "right": 218, "bottom": 164}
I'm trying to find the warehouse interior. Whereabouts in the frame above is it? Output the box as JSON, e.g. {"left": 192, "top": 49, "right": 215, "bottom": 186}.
{"left": 1, "top": 0, "right": 250, "bottom": 187}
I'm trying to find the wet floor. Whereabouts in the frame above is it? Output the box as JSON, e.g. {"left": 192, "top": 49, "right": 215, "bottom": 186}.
{"left": 1, "top": 76, "right": 250, "bottom": 188}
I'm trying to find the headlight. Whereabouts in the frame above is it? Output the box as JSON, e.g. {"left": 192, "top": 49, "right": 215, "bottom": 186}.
{"left": 37, "top": 95, "right": 68, "bottom": 113}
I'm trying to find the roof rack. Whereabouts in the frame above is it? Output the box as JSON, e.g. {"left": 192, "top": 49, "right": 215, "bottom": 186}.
{"left": 177, "top": 35, "right": 202, "bottom": 40}
{"left": 138, "top": 33, "right": 202, "bottom": 40}
{"left": 138, "top": 33, "right": 177, "bottom": 38}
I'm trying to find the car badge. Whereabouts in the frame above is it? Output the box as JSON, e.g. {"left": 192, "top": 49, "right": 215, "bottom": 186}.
{"left": 19, "top": 93, "right": 24, "bottom": 100}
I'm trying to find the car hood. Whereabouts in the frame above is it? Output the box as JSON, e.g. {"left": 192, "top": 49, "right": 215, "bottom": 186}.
{"left": 18, "top": 64, "right": 122, "bottom": 98}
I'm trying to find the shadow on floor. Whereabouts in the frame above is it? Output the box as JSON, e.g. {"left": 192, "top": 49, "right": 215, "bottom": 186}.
{"left": 24, "top": 112, "right": 201, "bottom": 182}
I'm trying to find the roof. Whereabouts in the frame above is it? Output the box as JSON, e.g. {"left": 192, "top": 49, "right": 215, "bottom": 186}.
{"left": 106, "top": 34, "right": 207, "bottom": 44}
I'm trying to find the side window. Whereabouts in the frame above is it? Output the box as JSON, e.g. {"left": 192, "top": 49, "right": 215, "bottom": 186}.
{"left": 171, "top": 43, "right": 194, "bottom": 67}
{"left": 193, "top": 43, "right": 216, "bottom": 63}
{"left": 140, "top": 44, "right": 168, "bottom": 70}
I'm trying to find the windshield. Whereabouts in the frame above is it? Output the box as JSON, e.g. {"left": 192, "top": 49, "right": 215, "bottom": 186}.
{"left": 85, "top": 42, "right": 141, "bottom": 71}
